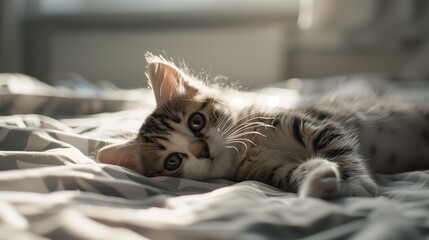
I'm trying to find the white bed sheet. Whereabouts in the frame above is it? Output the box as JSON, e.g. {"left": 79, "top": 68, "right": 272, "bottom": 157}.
{"left": 1, "top": 73, "right": 429, "bottom": 239}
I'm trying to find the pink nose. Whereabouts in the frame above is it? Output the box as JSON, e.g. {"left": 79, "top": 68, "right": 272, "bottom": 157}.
{"left": 188, "top": 140, "right": 210, "bottom": 159}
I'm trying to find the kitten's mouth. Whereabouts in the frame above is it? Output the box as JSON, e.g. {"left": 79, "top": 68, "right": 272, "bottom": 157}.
{"left": 208, "top": 155, "right": 219, "bottom": 165}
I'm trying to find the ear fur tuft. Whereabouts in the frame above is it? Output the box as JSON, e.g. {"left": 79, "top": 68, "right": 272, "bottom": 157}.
{"left": 145, "top": 52, "right": 201, "bottom": 106}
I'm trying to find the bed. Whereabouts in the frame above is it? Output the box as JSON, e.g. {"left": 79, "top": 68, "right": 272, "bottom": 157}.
{"left": 1, "top": 73, "right": 429, "bottom": 240}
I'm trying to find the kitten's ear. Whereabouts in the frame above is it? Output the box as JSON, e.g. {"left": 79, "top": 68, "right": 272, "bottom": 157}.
{"left": 96, "top": 141, "right": 143, "bottom": 173}
{"left": 145, "top": 52, "right": 200, "bottom": 106}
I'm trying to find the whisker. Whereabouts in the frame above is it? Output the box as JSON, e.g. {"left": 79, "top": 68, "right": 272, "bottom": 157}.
{"left": 219, "top": 111, "right": 257, "bottom": 134}
{"left": 225, "top": 145, "right": 240, "bottom": 157}
{"left": 226, "top": 137, "right": 257, "bottom": 146}
{"left": 221, "top": 115, "right": 274, "bottom": 136}
{"left": 218, "top": 114, "right": 236, "bottom": 135}
{"left": 226, "top": 140, "right": 249, "bottom": 152}
{"left": 220, "top": 112, "right": 263, "bottom": 135}
{"left": 224, "top": 122, "right": 272, "bottom": 139}
{"left": 231, "top": 131, "right": 267, "bottom": 139}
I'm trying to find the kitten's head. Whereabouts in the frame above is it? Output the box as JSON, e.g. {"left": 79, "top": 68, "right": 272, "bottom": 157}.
{"left": 97, "top": 53, "right": 237, "bottom": 180}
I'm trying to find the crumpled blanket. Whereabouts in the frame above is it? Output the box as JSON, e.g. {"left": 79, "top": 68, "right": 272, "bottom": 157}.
{"left": 1, "top": 74, "right": 429, "bottom": 240}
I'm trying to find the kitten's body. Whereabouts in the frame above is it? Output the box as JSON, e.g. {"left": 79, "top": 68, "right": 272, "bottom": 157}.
{"left": 222, "top": 95, "right": 429, "bottom": 197}
{"left": 97, "top": 54, "right": 429, "bottom": 199}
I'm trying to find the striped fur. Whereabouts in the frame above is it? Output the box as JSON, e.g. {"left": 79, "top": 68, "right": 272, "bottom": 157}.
{"left": 98, "top": 53, "right": 429, "bottom": 199}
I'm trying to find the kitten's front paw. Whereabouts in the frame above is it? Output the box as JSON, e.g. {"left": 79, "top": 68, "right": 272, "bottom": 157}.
{"left": 299, "top": 164, "right": 340, "bottom": 199}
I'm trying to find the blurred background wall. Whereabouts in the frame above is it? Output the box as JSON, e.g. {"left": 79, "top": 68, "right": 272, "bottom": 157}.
{"left": 1, "top": 0, "right": 428, "bottom": 89}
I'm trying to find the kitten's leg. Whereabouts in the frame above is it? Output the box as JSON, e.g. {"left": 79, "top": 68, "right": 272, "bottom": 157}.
{"left": 290, "top": 158, "right": 377, "bottom": 198}
{"left": 283, "top": 116, "right": 378, "bottom": 198}
{"left": 295, "top": 158, "right": 340, "bottom": 198}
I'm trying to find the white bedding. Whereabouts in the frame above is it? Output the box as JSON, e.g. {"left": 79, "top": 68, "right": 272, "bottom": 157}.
{"left": 1, "top": 73, "right": 429, "bottom": 240}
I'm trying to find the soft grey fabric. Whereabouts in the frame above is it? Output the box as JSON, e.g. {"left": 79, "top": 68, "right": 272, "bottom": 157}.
{"left": 0, "top": 74, "right": 429, "bottom": 240}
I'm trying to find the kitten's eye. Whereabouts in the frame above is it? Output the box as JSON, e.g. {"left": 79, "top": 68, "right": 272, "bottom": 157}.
{"left": 164, "top": 153, "right": 183, "bottom": 171}
{"left": 188, "top": 112, "right": 205, "bottom": 131}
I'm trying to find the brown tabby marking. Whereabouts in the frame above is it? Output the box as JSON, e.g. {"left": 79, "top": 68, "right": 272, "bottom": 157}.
{"left": 97, "top": 53, "right": 429, "bottom": 199}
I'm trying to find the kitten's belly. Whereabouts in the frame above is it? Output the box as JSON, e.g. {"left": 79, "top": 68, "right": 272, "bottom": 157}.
{"left": 357, "top": 116, "right": 429, "bottom": 174}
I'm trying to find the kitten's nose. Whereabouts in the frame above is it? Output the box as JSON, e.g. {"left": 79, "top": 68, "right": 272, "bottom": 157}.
{"left": 188, "top": 139, "right": 210, "bottom": 159}
{"left": 189, "top": 140, "right": 211, "bottom": 159}
{"left": 198, "top": 141, "right": 210, "bottom": 159}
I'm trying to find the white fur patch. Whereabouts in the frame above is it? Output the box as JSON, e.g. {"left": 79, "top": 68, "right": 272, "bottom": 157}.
{"left": 298, "top": 158, "right": 340, "bottom": 199}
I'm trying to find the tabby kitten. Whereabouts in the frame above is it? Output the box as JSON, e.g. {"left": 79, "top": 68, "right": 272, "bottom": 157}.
{"left": 97, "top": 53, "right": 429, "bottom": 199}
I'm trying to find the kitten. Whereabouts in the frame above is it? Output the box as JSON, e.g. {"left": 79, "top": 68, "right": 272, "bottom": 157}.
{"left": 97, "top": 53, "right": 429, "bottom": 199}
